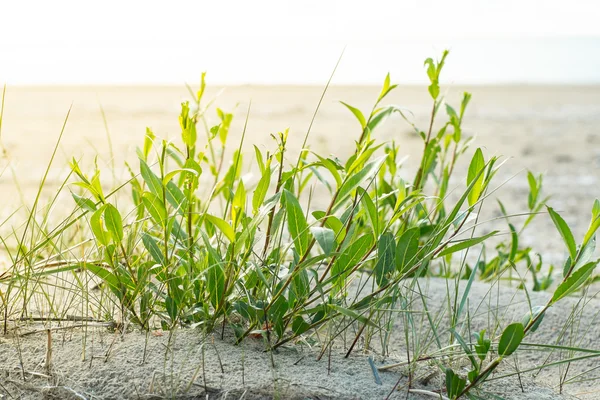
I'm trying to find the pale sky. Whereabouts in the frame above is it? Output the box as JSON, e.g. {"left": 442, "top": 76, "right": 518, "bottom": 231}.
{"left": 1, "top": 0, "right": 600, "bottom": 85}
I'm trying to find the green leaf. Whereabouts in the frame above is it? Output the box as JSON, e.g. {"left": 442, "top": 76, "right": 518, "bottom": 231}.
{"left": 331, "top": 233, "right": 374, "bottom": 284}
{"left": 473, "top": 330, "right": 491, "bottom": 361}
{"left": 162, "top": 168, "right": 199, "bottom": 186}
{"left": 330, "top": 304, "right": 378, "bottom": 329}
{"left": 141, "top": 191, "right": 168, "bottom": 227}
{"left": 527, "top": 171, "right": 539, "bottom": 210}
{"left": 90, "top": 206, "right": 111, "bottom": 246}
{"left": 142, "top": 232, "right": 165, "bottom": 265}
{"left": 253, "top": 165, "right": 271, "bottom": 214}
{"left": 143, "top": 127, "right": 155, "bottom": 161}
{"left": 140, "top": 159, "right": 186, "bottom": 211}
{"left": 254, "top": 145, "right": 265, "bottom": 173}
{"left": 232, "top": 181, "right": 246, "bottom": 225}
{"left": 357, "top": 187, "right": 378, "bottom": 235}
{"left": 373, "top": 232, "right": 395, "bottom": 287}
{"left": 340, "top": 101, "right": 366, "bottom": 129}
{"left": 445, "top": 368, "right": 467, "bottom": 399}
{"left": 72, "top": 192, "right": 97, "bottom": 213}
{"left": 498, "top": 323, "right": 524, "bottom": 357}
{"left": 547, "top": 206, "right": 577, "bottom": 261}
{"left": 206, "top": 263, "right": 225, "bottom": 308}
{"left": 283, "top": 190, "right": 311, "bottom": 255}
{"left": 205, "top": 214, "right": 236, "bottom": 242}
{"left": 292, "top": 316, "right": 311, "bottom": 336}
{"left": 103, "top": 204, "right": 123, "bottom": 243}
{"left": 395, "top": 227, "right": 420, "bottom": 273}
{"left": 508, "top": 223, "right": 518, "bottom": 263}
{"left": 552, "top": 262, "right": 597, "bottom": 303}
{"left": 165, "top": 296, "right": 178, "bottom": 323}
{"left": 583, "top": 199, "right": 600, "bottom": 246}
{"left": 314, "top": 155, "right": 342, "bottom": 189}
{"left": 312, "top": 211, "right": 346, "bottom": 243}
{"left": 310, "top": 227, "right": 335, "bottom": 256}
{"left": 86, "top": 264, "right": 124, "bottom": 296}
{"left": 334, "top": 156, "right": 386, "bottom": 211}
{"left": 467, "top": 148, "right": 485, "bottom": 207}
{"left": 437, "top": 231, "right": 498, "bottom": 258}
{"left": 520, "top": 306, "right": 545, "bottom": 333}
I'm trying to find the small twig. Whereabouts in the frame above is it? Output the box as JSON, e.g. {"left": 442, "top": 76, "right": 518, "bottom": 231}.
{"left": 45, "top": 329, "right": 52, "bottom": 375}
{"left": 18, "top": 322, "right": 114, "bottom": 337}
{"left": 408, "top": 389, "right": 450, "bottom": 400}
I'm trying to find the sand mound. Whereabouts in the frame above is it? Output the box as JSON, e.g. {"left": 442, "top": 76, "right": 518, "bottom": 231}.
{"left": 0, "top": 278, "right": 597, "bottom": 399}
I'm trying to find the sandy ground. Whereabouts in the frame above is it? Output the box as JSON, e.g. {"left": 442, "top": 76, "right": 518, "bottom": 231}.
{"left": 1, "top": 278, "right": 597, "bottom": 399}
{"left": 1, "top": 85, "right": 600, "bottom": 398}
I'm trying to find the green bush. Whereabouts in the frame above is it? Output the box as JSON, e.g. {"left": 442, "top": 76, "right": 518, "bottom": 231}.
{"left": 1, "top": 51, "right": 599, "bottom": 399}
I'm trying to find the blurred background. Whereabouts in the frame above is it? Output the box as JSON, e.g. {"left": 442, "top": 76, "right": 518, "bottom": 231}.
{"left": 2, "top": 0, "right": 600, "bottom": 85}
{"left": 1, "top": 0, "right": 599, "bottom": 264}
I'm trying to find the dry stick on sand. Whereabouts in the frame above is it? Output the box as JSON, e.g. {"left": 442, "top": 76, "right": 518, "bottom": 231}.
{"left": 45, "top": 329, "right": 52, "bottom": 375}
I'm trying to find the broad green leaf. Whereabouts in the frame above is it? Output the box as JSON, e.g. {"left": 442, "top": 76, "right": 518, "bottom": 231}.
{"left": 140, "top": 159, "right": 186, "bottom": 211}
{"left": 552, "top": 262, "right": 597, "bottom": 303}
{"left": 216, "top": 109, "right": 233, "bottom": 145}
{"left": 103, "top": 204, "right": 123, "bottom": 243}
{"left": 314, "top": 155, "right": 342, "bottom": 189}
{"left": 366, "top": 105, "right": 405, "bottom": 133}
{"left": 312, "top": 211, "right": 346, "bottom": 243}
{"left": 252, "top": 165, "right": 271, "bottom": 214}
{"left": 206, "top": 263, "right": 225, "bottom": 308}
{"left": 547, "top": 206, "right": 577, "bottom": 260}
{"left": 162, "top": 168, "right": 199, "bottom": 186}
{"left": 473, "top": 330, "right": 491, "bottom": 361}
{"left": 527, "top": 171, "right": 539, "bottom": 210}
{"left": 72, "top": 192, "right": 97, "bottom": 213}
{"left": 141, "top": 232, "right": 165, "bottom": 265}
{"left": 334, "top": 156, "right": 386, "bottom": 211}
{"left": 143, "top": 127, "right": 155, "bottom": 161}
{"left": 140, "top": 159, "right": 163, "bottom": 196}
{"left": 377, "top": 73, "right": 397, "bottom": 102}
{"left": 232, "top": 181, "right": 246, "bottom": 225}
{"left": 141, "top": 191, "right": 168, "bottom": 227}
{"left": 165, "top": 296, "right": 178, "bottom": 322}
{"left": 583, "top": 199, "right": 600, "bottom": 246}
{"left": 498, "top": 323, "right": 524, "bottom": 357}
{"left": 467, "top": 148, "right": 485, "bottom": 207}
{"left": 181, "top": 121, "right": 197, "bottom": 149}
{"left": 292, "top": 316, "right": 311, "bottom": 336}
{"left": 205, "top": 214, "right": 236, "bottom": 242}
{"left": 310, "top": 227, "right": 335, "bottom": 256}
{"left": 86, "top": 264, "right": 123, "bottom": 295}
{"left": 340, "top": 101, "right": 366, "bottom": 129}
{"left": 373, "top": 232, "right": 395, "bottom": 287}
{"left": 254, "top": 145, "right": 265, "bottom": 173}
{"left": 520, "top": 305, "right": 545, "bottom": 333}
{"left": 459, "top": 92, "right": 472, "bottom": 120}
{"left": 90, "top": 206, "right": 111, "bottom": 246}
{"left": 331, "top": 233, "right": 374, "bottom": 284}
{"left": 395, "top": 227, "right": 420, "bottom": 273}
{"left": 445, "top": 368, "right": 466, "bottom": 399}
{"left": 357, "top": 187, "right": 378, "bottom": 235}
{"left": 437, "top": 231, "right": 498, "bottom": 258}
{"left": 573, "top": 236, "right": 596, "bottom": 272}
{"left": 283, "top": 190, "right": 311, "bottom": 255}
